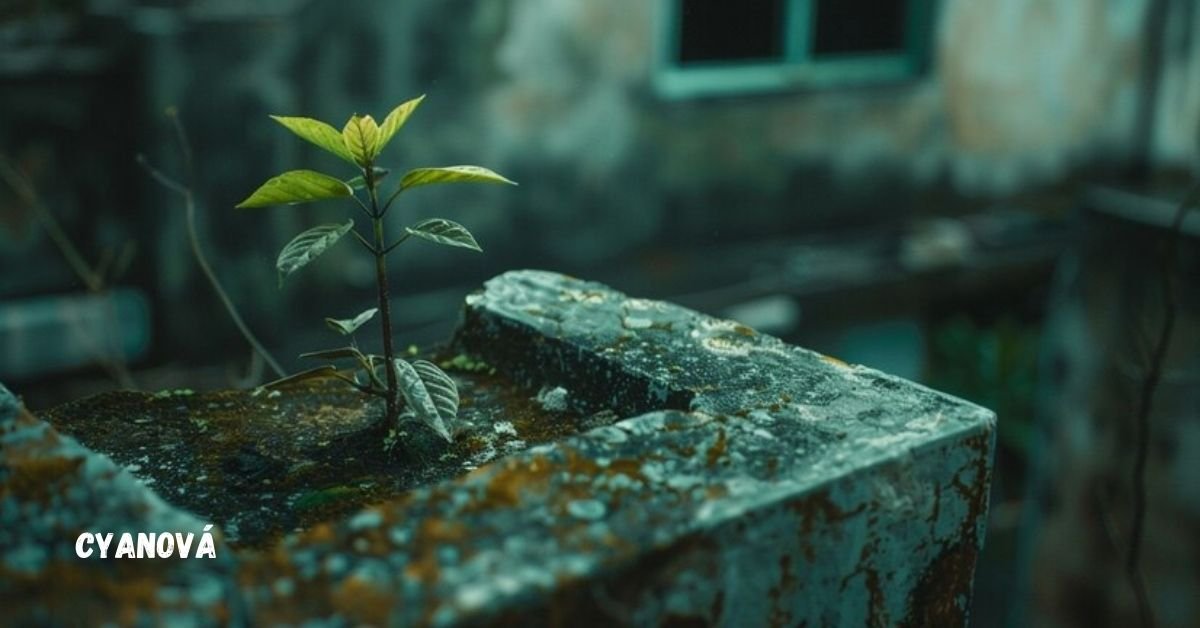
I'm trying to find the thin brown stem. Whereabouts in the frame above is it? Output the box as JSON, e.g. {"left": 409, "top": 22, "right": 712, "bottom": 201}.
{"left": 1125, "top": 184, "right": 1197, "bottom": 628}
{"left": 230, "top": 348, "right": 264, "bottom": 389}
{"left": 137, "top": 150, "right": 286, "bottom": 381}
{"left": 165, "top": 107, "right": 194, "bottom": 182}
{"left": 0, "top": 155, "right": 102, "bottom": 292}
{"left": 150, "top": 110, "right": 287, "bottom": 382}
{"left": 381, "top": 185, "right": 403, "bottom": 216}
{"left": 367, "top": 166, "right": 399, "bottom": 425}
{"left": 379, "top": 232, "right": 411, "bottom": 256}
{"left": 330, "top": 371, "right": 386, "bottom": 397}
{"left": 0, "top": 154, "right": 137, "bottom": 387}
{"left": 350, "top": 228, "right": 376, "bottom": 254}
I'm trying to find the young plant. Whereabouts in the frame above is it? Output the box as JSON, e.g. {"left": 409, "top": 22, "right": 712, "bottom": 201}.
{"left": 236, "top": 95, "right": 515, "bottom": 448}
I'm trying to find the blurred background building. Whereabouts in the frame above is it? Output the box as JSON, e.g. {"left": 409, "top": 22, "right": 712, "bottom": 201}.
{"left": 1, "top": 1, "right": 1197, "bottom": 626}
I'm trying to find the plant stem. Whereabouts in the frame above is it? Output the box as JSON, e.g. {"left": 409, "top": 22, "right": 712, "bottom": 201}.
{"left": 0, "top": 155, "right": 137, "bottom": 388}
{"left": 367, "top": 168, "right": 399, "bottom": 425}
{"left": 0, "top": 156, "right": 102, "bottom": 292}
{"left": 1125, "top": 185, "right": 1195, "bottom": 628}
{"left": 182, "top": 186, "right": 287, "bottom": 380}
{"left": 137, "top": 153, "right": 286, "bottom": 380}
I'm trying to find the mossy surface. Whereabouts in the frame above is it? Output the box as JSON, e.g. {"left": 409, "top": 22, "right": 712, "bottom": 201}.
{"left": 42, "top": 353, "right": 617, "bottom": 547}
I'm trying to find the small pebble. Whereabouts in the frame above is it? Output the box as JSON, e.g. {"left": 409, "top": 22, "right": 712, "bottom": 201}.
{"left": 566, "top": 499, "right": 607, "bottom": 521}
{"left": 348, "top": 510, "right": 383, "bottom": 531}
{"left": 535, "top": 386, "right": 570, "bottom": 412}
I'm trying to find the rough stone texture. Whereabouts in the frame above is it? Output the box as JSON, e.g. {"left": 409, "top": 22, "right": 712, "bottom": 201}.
{"left": 452, "top": 271, "right": 996, "bottom": 625}
{"left": 0, "top": 271, "right": 995, "bottom": 625}
{"left": 38, "top": 365, "right": 606, "bottom": 548}
{"left": 0, "top": 384, "right": 238, "bottom": 625}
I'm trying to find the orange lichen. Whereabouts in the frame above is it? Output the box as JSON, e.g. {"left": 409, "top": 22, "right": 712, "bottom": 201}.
{"left": 820, "top": 354, "right": 850, "bottom": 368}
{"left": 768, "top": 553, "right": 797, "bottom": 627}
{"left": 330, "top": 576, "right": 394, "bottom": 626}
{"left": 417, "top": 518, "right": 468, "bottom": 544}
{"left": 704, "top": 485, "right": 729, "bottom": 501}
{"left": 305, "top": 523, "right": 336, "bottom": 544}
{"left": 40, "top": 359, "right": 610, "bottom": 548}
{"left": 404, "top": 553, "right": 441, "bottom": 584}
{"left": 606, "top": 458, "right": 645, "bottom": 480}
{"left": 562, "top": 448, "right": 601, "bottom": 475}
{"left": 765, "top": 457, "right": 780, "bottom": 477}
{"left": 0, "top": 561, "right": 177, "bottom": 625}
{"left": 1, "top": 455, "right": 84, "bottom": 503}
{"left": 788, "top": 492, "right": 866, "bottom": 536}
{"left": 473, "top": 455, "right": 556, "bottom": 510}
{"left": 705, "top": 429, "right": 727, "bottom": 468}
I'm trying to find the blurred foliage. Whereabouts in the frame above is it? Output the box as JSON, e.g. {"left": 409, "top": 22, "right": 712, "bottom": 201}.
{"left": 926, "top": 315, "right": 1039, "bottom": 458}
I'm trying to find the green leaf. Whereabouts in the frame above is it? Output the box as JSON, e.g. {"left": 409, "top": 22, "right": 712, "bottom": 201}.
{"left": 299, "top": 347, "right": 364, "bottom": 361}
{"left": 393, "top": 358, "right": 458, "bottom": 442}
{"left": 405, "top": 218, "right": 482, "bottom": 252}
{"left": 269, "top": 116, "right": 357, "bottom": 165}
{"left": 325, "top": 307, "right": 378, "bottom": 335}
{"left": 342, "top": 114, "right": 380, "bottom": 167}
{"left": 263, "top": 365, "right": 337, "bottom": 389}
{"left": 375, "top": 95, "right": 425, "bottom": 155}
{"left": 413, "top": 360, "right": 458, "bottom": 431}
{"left": 236, "top": 170, "right": 353, "bottom": 208}
{"left": 398, "top": 165, "right": 517, "bottom": 192}
{"left": 276, "top": 220, "right": 354, "bottom": 282}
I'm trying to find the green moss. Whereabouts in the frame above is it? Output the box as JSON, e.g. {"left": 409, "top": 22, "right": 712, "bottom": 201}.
{"left": 438, "top": 353, "right": 496, "bottom": 375}
{"left": 293, "top": 485, "right": 364, "bottom": 515}
{"left": 42, "top": 367, "right": 606, "bottom": 548}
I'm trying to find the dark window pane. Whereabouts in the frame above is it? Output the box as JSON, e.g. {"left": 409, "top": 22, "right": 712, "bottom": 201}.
{"left": 813, "top": 0, "right": 908, "bottom": 56}
{"left": 678, "top": 0, "right": 785, "bottom": 64}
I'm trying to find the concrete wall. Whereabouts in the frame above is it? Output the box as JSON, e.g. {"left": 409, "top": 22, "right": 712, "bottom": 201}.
{"left": 257, "top": 0, "right": 1190, "bottom": 270}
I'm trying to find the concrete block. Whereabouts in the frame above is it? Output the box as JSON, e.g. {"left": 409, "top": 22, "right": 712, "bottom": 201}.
{"left": 0, "top": 271, "right": 994, "bottom": 625}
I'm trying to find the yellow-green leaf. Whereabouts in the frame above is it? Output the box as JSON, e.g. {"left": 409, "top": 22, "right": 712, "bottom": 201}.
{"left": 263, "top": 366, "right": 337, "bottom": 390}
{"left": 398, "top": 165, "right": 517, "bottom": 192}
{"left": 236, "top": 170, "right": 353, "bottom": 208}
{"left": 269, "top": 116, "right": 357, "bottom": 165}
{"left": 325, "top": 307, "right": 378, "bottom": 335}
{"left": 375, "top": 94, "right": 425, "bottom": 155}
{"left": 342, "top": 114, "right": 380, "bottom": 167}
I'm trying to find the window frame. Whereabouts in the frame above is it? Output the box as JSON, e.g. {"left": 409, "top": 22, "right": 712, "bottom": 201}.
{"left": 654, "top": 0, "right": 937, "bottom": 98}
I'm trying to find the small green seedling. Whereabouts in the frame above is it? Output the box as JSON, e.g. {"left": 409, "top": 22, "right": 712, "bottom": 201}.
{"left": 236, "top": 95, "right": 515, "bottom": 449}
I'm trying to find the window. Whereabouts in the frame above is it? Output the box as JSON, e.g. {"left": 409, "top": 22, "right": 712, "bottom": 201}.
{"left": 657, "top": 0, "right": 936, "bottom": 98}
{"left": 677, "top": 1, "right": 787, "bottom": 64}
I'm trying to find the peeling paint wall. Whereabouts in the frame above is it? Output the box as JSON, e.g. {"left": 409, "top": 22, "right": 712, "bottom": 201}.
{"left": 475, "top": 0, "right": 1183, "bottom": 201}
{"left": 1153, "top": 0, "right": 1200, "bottom": 164}
{"left": 300, "top": 0, "right": 1194, "bottom": 268}
{"left": 938, "top": 0, "right": 1148, "bottom": 191}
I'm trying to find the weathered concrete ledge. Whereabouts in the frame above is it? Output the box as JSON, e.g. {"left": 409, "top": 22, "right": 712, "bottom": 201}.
{"left": 1, "top": 270, "right": 995, "bottom": 625}
{"left": 0, "top": 382, "right": 238, "bottom": 624}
